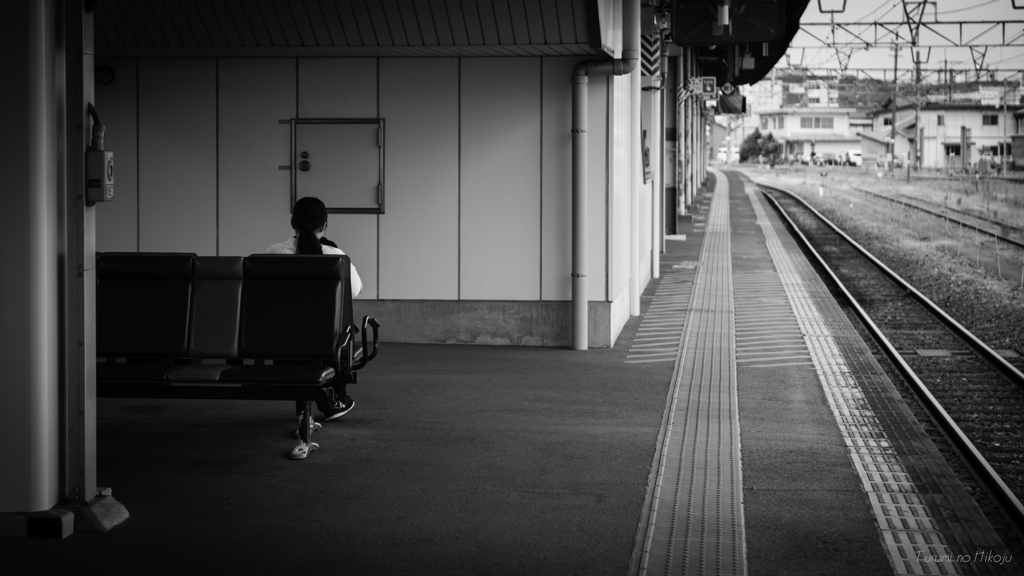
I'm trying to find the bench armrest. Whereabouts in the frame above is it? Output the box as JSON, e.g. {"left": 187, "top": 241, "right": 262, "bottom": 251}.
{"left": 352, "top": 316, "right": 380, "bottom": 371}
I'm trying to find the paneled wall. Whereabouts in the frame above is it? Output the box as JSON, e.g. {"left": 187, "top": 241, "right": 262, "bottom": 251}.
{"left": 460, "top": 58, "right": 541, "bottom": 300}
{"left": 94, "top": 59, "right": 137, "bottom": 252}
{"left": 542, "top": 58, "right": 574, "bottom": 302}
{"left": 95, "top": 56, "right": 636, "bottom": 312}
{"left": 217, "top": 59, "right": 294, "bottom": 259}
{"left": 138, "top": 59, "right": 217, "bottom": 255}
{"left": 379, "top": 59, "right": 460, "bottom": 300}
{"left": 610, "top": 75, "right": 631, "bottom": 301}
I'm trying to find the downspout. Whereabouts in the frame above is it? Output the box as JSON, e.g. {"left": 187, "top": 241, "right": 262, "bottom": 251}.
{"left": 571, "top": 0, "right": 640, "bottom": 350}
{"left": 629, "top": 43, "right": 641, "bottom": 318}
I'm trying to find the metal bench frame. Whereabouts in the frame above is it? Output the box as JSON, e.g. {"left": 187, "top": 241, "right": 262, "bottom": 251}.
{"left": 95, "top": 252, "right": 379, "bottom": 459}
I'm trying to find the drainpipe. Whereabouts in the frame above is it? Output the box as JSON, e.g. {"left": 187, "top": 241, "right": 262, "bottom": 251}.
{"left": 630, "top": 45, "right": 642, "bottom": 317}
{"left": 571, "top": 0, "right": 640, "bottom": 350}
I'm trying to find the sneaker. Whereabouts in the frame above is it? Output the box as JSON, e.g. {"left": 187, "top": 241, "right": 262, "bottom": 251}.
{"left": 322, "top": 396, "right": 354, "bottom": 421}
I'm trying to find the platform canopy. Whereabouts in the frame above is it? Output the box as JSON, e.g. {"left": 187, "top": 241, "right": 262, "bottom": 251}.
{"left": 670, "top": 0, "right": 812, "bottom": 87}
{"left": 93, "top": 0, "right": 611, "bottom": 58}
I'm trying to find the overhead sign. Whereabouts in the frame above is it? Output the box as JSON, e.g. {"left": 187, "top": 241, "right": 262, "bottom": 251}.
{"left": 716, "top": 93, "right": 747, "bottom": 114}
{"left": 701, "top": 77, "right": 717, "bottom": 97}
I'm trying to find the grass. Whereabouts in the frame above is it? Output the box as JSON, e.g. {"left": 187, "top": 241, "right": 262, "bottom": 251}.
{"left": 758, "top": 164, "right": 1024, "bottom": 229}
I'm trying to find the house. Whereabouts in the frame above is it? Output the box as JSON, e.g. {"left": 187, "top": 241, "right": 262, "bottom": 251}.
{"left": 1014, "top": 108, "right": 1024, "bottom": 168}
{"left": 866, "top": 101, "right": 1021, "bottom": 171}
{"left": 756, "top": 107, "right": 861, "bottom": 161}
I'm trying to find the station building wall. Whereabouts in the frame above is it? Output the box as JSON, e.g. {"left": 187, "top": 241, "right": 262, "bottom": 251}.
{"left": 95, "top": 56, "right": 646, "bottom": 347}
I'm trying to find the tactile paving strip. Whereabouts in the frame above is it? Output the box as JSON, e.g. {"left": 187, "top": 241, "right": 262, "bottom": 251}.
{"left": 743, "top": 181, "right": 1018, "bottom": 576}
{"left": 635, "top": 171, "right": 746, "bottom": 576}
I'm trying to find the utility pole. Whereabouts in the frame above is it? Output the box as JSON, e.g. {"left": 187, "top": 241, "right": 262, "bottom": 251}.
{"left": 890, "top": 33, "right": 900, "bottom": 171}
{"left": 944, "top": 50, "right": 952, "bottom": 102}
{"left": 1003, "top": 79, "right": 1009, "bottom": 176}
{"left": 912, "top": 48, "right": 922, "bottom": 182}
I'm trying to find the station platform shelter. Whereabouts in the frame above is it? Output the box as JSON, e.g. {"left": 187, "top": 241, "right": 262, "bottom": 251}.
{"left": 0, "top": 0, "right": 858, "bottom": 564}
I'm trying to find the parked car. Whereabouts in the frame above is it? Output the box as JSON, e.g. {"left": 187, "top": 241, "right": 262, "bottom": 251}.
{"left": 843, "top": 150, "right": 863, "bottom": 167}
{"left": 815, "top": 152, "right": 838, "bottom": 166}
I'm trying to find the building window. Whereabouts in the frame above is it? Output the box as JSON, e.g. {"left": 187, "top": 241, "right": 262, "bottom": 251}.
{"left": 801, "top": 116, "right": 834, "bottom": 129}
{"left": 883, "top": 118, "right": 892, "bottom": 126}
{"left": 937, "top": 115, "right": 944, "bottom": 126}
{"left": 761, "top": 117, "right": 769, "bottom": 130}
{"left": 983, "top": 114, "right": 998, "bottom": 126}
{"left": 944, "top": 144, "right": 961, "bottom": 156}
{"left": 777, "top": 116, "right": 785, "bottom": 129}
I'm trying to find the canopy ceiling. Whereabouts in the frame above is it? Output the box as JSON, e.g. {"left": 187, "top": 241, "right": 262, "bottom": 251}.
{"left": 94, "top": 0, "right": 606, "bottom": 58}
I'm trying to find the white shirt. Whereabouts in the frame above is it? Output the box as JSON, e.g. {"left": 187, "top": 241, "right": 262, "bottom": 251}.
{"left": 266, "top": 237, "right": 363, "bottom": 297}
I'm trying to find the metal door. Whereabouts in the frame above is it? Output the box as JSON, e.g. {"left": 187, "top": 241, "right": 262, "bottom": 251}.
{"left": 293, "top": 119, "right": 383, "bottom": 213}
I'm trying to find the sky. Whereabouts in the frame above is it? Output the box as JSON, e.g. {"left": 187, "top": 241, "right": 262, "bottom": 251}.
{"left": 784, "top": 0, "right": 1024, "bottom": 82}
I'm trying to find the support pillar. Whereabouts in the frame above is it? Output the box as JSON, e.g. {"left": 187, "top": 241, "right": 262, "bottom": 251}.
{"left": 56, "top": 0, "right": 127, "bottom": 533}
{"left": 56, "top": 0, "right": 100, "bottom": 513}
{"left": 0, "top": 0, "right": 61, "bottom": 517}
{"left": 651, "top": 68, "right": 662, "bottom": 278}
{"left": 682, "top": 51, "right": 692, "bottom": 211}
{"left": 0, "top": 0, "right": 80, "bottom": 538}
{"left": 689, "top": 51, "right": 698, "bottom": 205}
{"left": 630, "top": 54, "right": 641, "bottom": 317}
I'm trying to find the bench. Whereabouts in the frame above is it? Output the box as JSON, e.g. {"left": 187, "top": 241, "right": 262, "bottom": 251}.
{"left": 95, "top": 252, "right": 380, "bottom": 460}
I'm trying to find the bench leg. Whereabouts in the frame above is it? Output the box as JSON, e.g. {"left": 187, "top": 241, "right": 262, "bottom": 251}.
{"left": 293, "top": 401, "right": 323, "bottom": 439}
{"left": 289, "top": 400, "right": 319, "bottom": 460}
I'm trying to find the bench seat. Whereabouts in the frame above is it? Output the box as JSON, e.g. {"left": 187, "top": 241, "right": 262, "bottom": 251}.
{"left": 98, "top": 362, "right": 335, "bottom": 385}
{"left": 96, "top": 252, "right": 379, "bottom": 459}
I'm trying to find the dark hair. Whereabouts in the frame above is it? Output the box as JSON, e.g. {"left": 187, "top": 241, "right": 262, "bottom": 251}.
{"left": 291, "top": 197, "right": 328, "bottom": 254}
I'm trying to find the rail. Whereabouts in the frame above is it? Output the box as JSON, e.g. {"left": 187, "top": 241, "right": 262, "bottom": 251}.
{"left": 850, "top": 186, "right": 1024, "bottom": 249}
{"left": 758, "top": 181, "right": 1024, "bottom": 531}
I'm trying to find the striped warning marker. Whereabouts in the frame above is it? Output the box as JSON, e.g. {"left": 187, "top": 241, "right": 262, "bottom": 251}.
{"left": 626, "top": 270, "right": 694, "bottom": 364}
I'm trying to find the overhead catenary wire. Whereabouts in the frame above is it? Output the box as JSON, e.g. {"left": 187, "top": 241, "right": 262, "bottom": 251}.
{"left": 790, "top": 0, "right": 1024, "bottom": 74}
{"left": 935, "top": 0, "right": 1001, "bottom": 16}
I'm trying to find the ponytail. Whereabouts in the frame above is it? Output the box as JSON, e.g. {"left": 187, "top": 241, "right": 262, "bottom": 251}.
{"left": 291, "top": 197, "right": 328, "bottom": 255}
{"left": 295, "top": 228, "right": 323, "bottom": 255}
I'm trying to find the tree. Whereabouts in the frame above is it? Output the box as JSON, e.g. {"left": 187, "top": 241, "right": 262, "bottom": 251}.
{"left": 759, "top": 133, "right": 782, "bottom": 162}
{"left": 739, "top": 129, "right": 762, "bottom": 162}
{"left": 739, "top": 129, "right": 783, "bottom": 163}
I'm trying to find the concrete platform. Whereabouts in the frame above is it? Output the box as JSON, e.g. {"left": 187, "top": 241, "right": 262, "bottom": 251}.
{"left": 3, "top": 169, "right": 1018, "bottom": 576}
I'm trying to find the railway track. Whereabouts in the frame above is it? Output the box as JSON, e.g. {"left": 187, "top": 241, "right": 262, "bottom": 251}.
{"left": 757, "top": 182, "right": 1024, "bottom": 538}
{"left": 850, "top": 186, "right": 1024, "bottom": 245}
